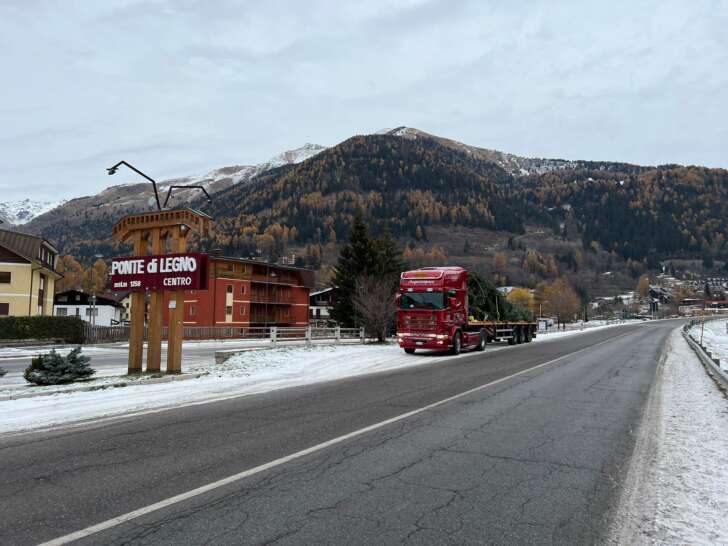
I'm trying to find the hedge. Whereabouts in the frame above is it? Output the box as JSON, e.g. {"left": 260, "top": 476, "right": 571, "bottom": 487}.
{"left": 0, "top": 316, "right": 85, "bottom": 344}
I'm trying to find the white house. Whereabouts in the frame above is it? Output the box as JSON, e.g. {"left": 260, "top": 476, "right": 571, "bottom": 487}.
{"left": 54, "top": 290, "right": 124, "bottom": 327}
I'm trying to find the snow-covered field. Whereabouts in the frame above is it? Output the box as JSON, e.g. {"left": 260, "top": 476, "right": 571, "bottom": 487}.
{"left": 0, "top": 319, "right": 642, "bottom": 434}
{"left": 612, "top": 328, "right": 728, "bottom": 544}
{"left": 690, "top": 319, "right": 728, "bottom": 371}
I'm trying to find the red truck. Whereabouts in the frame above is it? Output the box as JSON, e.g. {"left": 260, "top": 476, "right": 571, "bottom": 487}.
{"left": 396, "top": 267, "right": 538, "bottom": 354}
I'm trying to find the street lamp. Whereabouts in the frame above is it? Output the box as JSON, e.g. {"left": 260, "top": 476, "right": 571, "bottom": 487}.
{"left": 107, "top": 161, "right": 163, "bottom": 212}
{"left": 106, "top": 160, "right": 212, "bottom": 212}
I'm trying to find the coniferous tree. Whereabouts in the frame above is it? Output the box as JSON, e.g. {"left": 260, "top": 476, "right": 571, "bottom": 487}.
{"left": 331, "top": 218, "right": 404, "bottom": 327}
{"left": 23, "top": 348, "right": 95, "bottom": 386}
{"left": 330, "top": 215, "right": 377, "bottom": 326}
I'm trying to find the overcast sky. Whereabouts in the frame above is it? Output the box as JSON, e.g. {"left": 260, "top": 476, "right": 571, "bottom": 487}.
{"left": 1, "top": 0, "right": 727, "bottom": 201}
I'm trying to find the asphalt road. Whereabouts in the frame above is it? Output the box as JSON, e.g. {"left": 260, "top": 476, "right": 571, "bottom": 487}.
{"left": 0, "top": 320, "right": 680, "bottom": 545}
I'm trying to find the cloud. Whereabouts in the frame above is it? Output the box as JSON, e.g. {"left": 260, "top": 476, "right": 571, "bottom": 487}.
{"left": 0, "top": 0, "right": 727, "bottom": 200}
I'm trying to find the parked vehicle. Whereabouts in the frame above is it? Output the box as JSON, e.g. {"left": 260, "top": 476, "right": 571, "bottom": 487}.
{"left": 396, "top": 267, "right": 537, "bottom": 355}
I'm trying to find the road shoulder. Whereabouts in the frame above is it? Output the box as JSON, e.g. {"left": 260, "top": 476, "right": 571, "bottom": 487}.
{"left": 610, "top": 327, "right": 728, "bottom": 543}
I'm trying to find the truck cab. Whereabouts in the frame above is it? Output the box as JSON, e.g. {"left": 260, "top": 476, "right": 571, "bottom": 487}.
{"left": 397, "top": 267, "right": 484, "bottom": 354}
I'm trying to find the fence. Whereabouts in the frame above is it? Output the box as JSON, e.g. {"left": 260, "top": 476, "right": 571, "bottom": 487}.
{"left": 82, "top": 324, "right": 365, "bottom": 345}
{"left": 82, "top": 324, "right": 132, "bottom": 344}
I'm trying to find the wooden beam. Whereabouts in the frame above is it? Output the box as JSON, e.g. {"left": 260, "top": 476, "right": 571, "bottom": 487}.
{"left": 128, "top": 230, "right": 147, "bottom": 374}
{"left": 146, "top": 228, "right": 163, "bottom": 373}
{"left": 166, "top": 226, "right": 188, "bottom": 374}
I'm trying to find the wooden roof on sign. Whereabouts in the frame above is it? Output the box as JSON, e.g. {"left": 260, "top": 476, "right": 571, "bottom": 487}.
{"left": 112, "top": 208, "right": 213, "bottom": 242}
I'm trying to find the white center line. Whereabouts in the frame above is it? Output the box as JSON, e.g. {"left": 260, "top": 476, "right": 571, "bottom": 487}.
{"left": 39, "top": 330, "right": 636, "bottom": 546}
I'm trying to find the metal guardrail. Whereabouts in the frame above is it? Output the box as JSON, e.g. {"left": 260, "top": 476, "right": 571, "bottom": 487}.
{"left": 82, "top": 324, "right": 365, "bottom": 345}
{"left": 683, "top": 318, "right": 728, "bottom": 389}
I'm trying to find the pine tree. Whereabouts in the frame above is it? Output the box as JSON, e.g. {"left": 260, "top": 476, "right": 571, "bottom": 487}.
{"left": 331, "top": 215, "right": 377, "bottom": 326}
{"left": 23, "top": 347, "right": 95, "bottom": 386}
{"left": 373, "top": 228, "right": 404, "bottom": 279}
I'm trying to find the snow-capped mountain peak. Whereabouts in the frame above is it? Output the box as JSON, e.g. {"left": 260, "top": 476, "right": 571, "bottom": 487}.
{"left": 264, "top": 143, "right": 326, "bottom": 169}
{"left": 0, "top": 199, "right": 66, "bottom": 225}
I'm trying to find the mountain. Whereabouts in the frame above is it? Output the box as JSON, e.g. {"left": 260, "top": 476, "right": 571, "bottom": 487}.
{"left": 0, "top": 199, "right": 66, "bottom": 226}
{"left": 197, "top": 130, "right": 728, "bottom": 278}
{"left": 377, "top": 127, "right": 649, "bottom": 177}
{"left": 21, "top": 143, "right": 326, "bottom": 257}
{"left": 21, "top": 128, "right": 728, "bottom": 290}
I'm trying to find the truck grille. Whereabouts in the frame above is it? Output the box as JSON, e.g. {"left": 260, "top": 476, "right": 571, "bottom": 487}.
{"left": 404, "top": 314, "right": 436, "bottom": 331}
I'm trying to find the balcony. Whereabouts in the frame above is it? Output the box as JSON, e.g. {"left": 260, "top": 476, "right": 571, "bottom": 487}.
{"left": 251, "top": 273, "right": 299, "bottom": 286}
{"left": 250, "top": 315, "right": 292, "bottom": 325}
{"left": 250, "top": 294, "right": 293, "bottom": 304}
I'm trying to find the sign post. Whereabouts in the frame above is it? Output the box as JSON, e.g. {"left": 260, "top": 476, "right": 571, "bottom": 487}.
{"left": 111, "top": 209, "right": 213, "bottom": 375}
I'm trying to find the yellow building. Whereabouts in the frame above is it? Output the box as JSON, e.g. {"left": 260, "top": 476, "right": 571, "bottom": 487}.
{"left": 0, "top": 228, "right": 60, "bottom": 317}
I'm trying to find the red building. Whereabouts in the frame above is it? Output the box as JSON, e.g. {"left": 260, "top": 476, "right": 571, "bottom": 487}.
{"left": 162, "top": 256, "right": 314, "bottom": 329}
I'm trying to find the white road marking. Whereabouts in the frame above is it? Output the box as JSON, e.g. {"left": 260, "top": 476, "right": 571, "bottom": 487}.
{"left": 39, "top": 330, "right": 636, "bottom": 546}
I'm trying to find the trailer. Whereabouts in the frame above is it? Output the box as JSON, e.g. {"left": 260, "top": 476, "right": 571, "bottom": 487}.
{"left": 396, "top": 267, "right": 537, "bottom": 355}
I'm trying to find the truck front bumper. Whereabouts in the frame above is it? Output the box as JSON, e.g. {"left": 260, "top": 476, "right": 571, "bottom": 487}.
{"left": 397, "top": 333, "right": 449, "bottom": 350}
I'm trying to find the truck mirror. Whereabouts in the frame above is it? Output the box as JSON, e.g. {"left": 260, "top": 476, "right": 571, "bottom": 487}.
{"left": 448, "top": 289, "right": 457, "bottom": 297}
{"left": 395, "top": 293, "right": 401, "bottom": 305}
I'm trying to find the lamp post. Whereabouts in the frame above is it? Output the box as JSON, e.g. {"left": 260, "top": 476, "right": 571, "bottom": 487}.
{"left": 106, "top": 161, "right": 211, "bottom": 212}
{"left": 107, "top": 161, "right": 162, "bottom": 211}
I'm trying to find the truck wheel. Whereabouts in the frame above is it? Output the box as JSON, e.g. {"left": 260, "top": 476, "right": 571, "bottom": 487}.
{"left": 476, "top": 331, "right": 486, "bottom": 351}
{"left": 451, "top": 332, "right": 462, "bottom": 355}
{"left": 524, "top": 329, "right": 532, "bottom": 343}
{"left": 404, "top": 348, "right": 415, "bottom": 354}
{"left": 515, "top": 327, "right": 523, "bottom": 344}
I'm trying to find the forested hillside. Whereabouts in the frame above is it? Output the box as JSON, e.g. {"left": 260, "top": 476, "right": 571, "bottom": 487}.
{"left": 200, "top": 133, "right": 728, "bottom": 269}
{"left": 22, "top": 129, "right": 728, "bottom": 293}
{"left": 521, "top": 166, "right": 728, "bottom": 265}
{"left": 204, "top": 134, "right": 525, "bottom": 255}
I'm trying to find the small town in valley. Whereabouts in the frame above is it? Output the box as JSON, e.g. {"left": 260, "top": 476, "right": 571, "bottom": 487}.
{"left": 2, "top": 3, "right": 728, "bottom": 545}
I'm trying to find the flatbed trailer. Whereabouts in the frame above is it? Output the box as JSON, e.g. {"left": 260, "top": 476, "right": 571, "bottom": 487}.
{"left": 397, "top": 267, "right": 537, "bottom": 355}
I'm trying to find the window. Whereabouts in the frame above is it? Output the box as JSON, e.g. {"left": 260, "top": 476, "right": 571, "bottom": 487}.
{"left": 0, "top": 303, "right": 8, "bottom": 316}
{"left": 238, "top": 305, "right": 245, "bottom": 316}
{"left": 240, "top": 285, "right": 246, "bottom": 295}
{"left": 226, "top": 285, "right": 233, "bottom": 294}
{"left": 85, "top": 308, "right": 98, "bottom": 317}
{"left": 56, "top": 307, "right": 67, "bottom": 316}
{"left": 400, "top": 292, "right": 447, "bottom": 310}
{"left": 75, "top": 308, "right": 80, "bottom": 316}
{"left": 189, "top": 304, "right": 197, "bottom": 316}
{"left": 226, "top": 306, "right": 233, "bottom": 315}
{"left": 0, "top": 272, "right": 10, "bottom": 283}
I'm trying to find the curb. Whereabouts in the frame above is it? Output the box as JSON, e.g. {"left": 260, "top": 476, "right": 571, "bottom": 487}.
{"left": 682, "top": 327, "right": 728, "bottom": 391}
{"left": 0, "top": 372, "right": 207, "bottom": 402}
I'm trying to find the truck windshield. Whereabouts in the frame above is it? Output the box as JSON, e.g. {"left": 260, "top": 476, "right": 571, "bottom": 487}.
{"left": 400, "top": 292, "right": 446, "bottom": 309}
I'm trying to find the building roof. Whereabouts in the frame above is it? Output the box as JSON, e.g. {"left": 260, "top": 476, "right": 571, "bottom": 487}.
{"left": 0, "top": 227, "right": 58, "bottom": 264}
{"left": 54, "top": 290, "right": 122, "bottom": 307}
{"left": 310, "top": 287, "right": 336, "bottom": 297}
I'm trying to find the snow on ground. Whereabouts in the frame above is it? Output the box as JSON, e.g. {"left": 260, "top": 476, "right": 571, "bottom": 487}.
{"left": 0, "top": 319, "right": 642, "bottom": 434}
{"left": 611, "top": 328, "right": 728, "bottom": 544}
{"left": 690, "top": 319, "right": 728, "bottom": 371}
{"left": 0, "top": 344, "right": 499, "bottom": 434}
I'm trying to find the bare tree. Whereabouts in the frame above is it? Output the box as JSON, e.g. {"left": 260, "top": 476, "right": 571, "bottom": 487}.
{"left": 352, "top": 275, "right": 397, "bottom": 342}
{"left": 540, "top": 278, "right": 581, "bottom": 328}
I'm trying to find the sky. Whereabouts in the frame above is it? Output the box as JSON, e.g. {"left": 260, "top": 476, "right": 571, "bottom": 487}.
{"left": 1, "top": 0, "right": 727, "bottom": 201}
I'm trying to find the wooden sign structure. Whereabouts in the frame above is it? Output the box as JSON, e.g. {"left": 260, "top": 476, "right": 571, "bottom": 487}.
{"left": 112, "top": 209, "right": 213, "bottom": 374}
